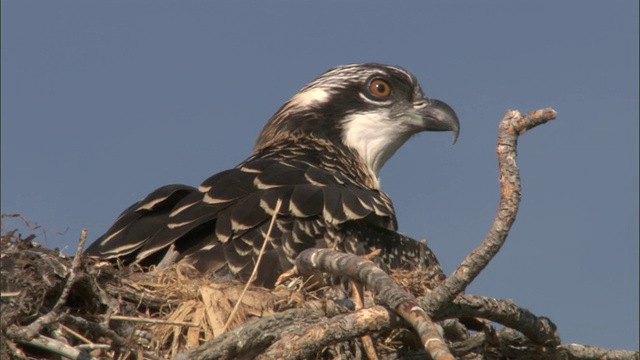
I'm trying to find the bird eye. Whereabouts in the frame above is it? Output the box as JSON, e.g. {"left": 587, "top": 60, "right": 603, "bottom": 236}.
{"left": 368, "top": 79, "right": 392, "bottom": 98}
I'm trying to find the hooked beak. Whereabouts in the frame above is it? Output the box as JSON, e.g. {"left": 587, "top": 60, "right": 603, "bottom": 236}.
{"left": 417, "top": 99, "right": 460, "bottom": 143}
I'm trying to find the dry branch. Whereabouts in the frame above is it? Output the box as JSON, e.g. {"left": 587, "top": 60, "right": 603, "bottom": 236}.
{"left": 558, "top": 344, "right": 639, "bottom": 360}
{"left": 181, "top": 309, "right": 326, "bottom": 360}
{"left": 256, "top": 306, "right": 397, "bottom": 360}
{"left": 291, "top": 248, "right": 453, "bottom": 360}
{"left": 423, "top": 294, "right": 560, "bottom": 346}
{"left": 426, "top": 108, "right": 558, "bottom": 314}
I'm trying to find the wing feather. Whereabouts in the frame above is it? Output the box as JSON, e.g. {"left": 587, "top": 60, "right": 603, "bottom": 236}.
{"left": 87, "top": 153, "right": 398, "bottom": 287}
{"left": 84, "top": 184, "right": 194, "bottom": 259}
{"left": 289, "top": 184, "right": 324, "bottom": 217}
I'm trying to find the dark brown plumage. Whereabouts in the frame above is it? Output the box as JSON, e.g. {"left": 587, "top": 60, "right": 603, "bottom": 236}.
{"left": 85, "top": 63, "right": 459, "bottom": 287}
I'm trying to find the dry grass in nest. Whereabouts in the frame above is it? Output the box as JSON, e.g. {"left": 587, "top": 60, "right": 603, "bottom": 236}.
{"left": 122, "top": 264, "right": 289, "bottom": 357}
{"left": 390, "top": 267, "right": 442, "bottom": 297}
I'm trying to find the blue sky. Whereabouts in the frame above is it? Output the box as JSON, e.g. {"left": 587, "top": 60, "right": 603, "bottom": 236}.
{"left": 2, "top": 1, "right": 638, "bottom": 351}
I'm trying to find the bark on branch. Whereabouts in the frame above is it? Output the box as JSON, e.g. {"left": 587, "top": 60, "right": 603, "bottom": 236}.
{"left": 290, "top": 248, "right": 454, "bottom": 360}
{"left": 426, "top": 108, "right": 557, "bottom": 313}
{"left": 424, "top": 294, "right": 560, "bottom": 346}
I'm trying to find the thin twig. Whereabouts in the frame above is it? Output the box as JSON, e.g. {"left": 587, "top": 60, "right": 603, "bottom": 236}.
{"left": 14, "top": 335, "right": 95, "bottom": 360}
{"left": 3, "top": 337, "right": 27, "bottom": 360}
{"left": 1, "top": 213, "right": 41, "bottom": 231}
{"left": 61, "top": 324, "right": 93, "bottom": 344}
{"left": 55, "top": 228, "right": 87, "bottom": 313}
{"left": 221, "top": 199, "right": 283, "bottom": 333}
{"left": 75, "top": 343, "right": 113, "bottom": 351}
{"left": 351, "top": 281, "right": 379, "bottom": 360}
{"left": 6, "top": 229, "right": 88, "bottom": 341}
{"left": 109, "top": 315, "right": 199, "bottom": 327}
{"left": 558, "top": 344, "right": 639, "bottom": 360}
{"left": 64, "top": 314, "right": 127, "bottom": 347}
{"left": 1, "top": 290, "right": 21, "bottom": 298}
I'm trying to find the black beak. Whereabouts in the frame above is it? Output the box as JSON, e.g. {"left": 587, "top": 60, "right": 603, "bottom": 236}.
{"left": 419, "top": 99, "right": 460, "bottom": 143}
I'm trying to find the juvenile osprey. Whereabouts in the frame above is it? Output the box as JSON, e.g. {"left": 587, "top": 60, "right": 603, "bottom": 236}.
{"left": 85, "top": 63, "right": 459, "bottom": 287}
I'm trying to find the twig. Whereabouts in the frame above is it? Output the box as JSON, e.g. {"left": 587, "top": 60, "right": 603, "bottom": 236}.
{"left": 422, "top": 294, "right": 559, "bottom": 346}
{"left": 447, "top": 327, "right": 638, "bottom": 360}
{"left": 75, "top": 344, "right": 112, "bottom": 351}
{"left": 257, "top": 306, "right": 399, "bottom": 360}
{"left": 6, "top": 229, "right": 88, "bottom": 341}
{"left": 109, "top": 315, "right": 199, "bottom": 327}
{"left": 293, "top": 248, "right": 454, "bottom": 360}
{"left": 221, "top": 199, "right": 283, "bottom": 333}
{"left": 1, "top": 290, "right": 21, "bottom": 298}
{"left": 1, "top": 213, "right": 41, "bottom": 231}
{"left": 426, "top": 109, "right": 557, "bottom": 313}
{"left": 558, "top": 344, "right": 639, "bottom": 360}
{"left": 351, "top": 281, "right": 379, "bottom": 360}
{"left": 1, "top": 213, "right": 68, "bottom": 236}
{"left": 14, "top": 335, "right": 95, "bottom": 360}
{"left": 64, "top": 314, "right": 127, "bottom": 347}
{"left": 61, "top": 324, "right": 93, "bottom": 344}
{"left": 3, "top": 337, "right": 27, "bottom": 359}
{"left": 56, "top": 229, "right": 87, "bottom": 312}
{"left": 182, "top": 309, "right": 325, "bottom": 360}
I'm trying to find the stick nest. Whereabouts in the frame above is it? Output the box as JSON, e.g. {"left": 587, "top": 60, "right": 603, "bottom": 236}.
{"left": 1, "top": 230, "right": 440, "bottom": 359}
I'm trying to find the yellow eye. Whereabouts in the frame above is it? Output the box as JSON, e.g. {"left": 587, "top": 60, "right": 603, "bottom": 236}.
{"left": 368, "top": 79, "right": 392, "bottom": 98}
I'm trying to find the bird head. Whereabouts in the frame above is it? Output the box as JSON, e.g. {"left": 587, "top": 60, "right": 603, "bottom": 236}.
{"left": 254, "top": 63, "right": 459, "bottom": 176}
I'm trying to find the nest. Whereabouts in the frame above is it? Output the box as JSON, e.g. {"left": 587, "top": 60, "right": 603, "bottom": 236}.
{"left": 1, "top": 229, "right": 443, "bottom": 359}
{"left": 4, "top": 227, "right": 638, "bottom": 360}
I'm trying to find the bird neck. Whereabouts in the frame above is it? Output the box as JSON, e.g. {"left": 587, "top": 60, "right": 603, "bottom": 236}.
{"left": 248, "top": 136, "right": 380, "bottom": 190}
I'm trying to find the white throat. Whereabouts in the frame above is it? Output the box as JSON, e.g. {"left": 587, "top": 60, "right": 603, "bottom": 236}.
{"left": 341, "top": 110, "right": 414, "bottom": 177}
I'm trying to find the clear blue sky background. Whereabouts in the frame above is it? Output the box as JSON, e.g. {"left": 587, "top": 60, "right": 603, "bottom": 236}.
{"left": 2, "top": 1, "right": 638, "bottom": 351}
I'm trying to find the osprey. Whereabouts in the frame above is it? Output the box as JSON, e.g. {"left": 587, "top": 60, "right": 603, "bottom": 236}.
{"left": 85, "top": 63, "right": 459, "bottom": 287}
